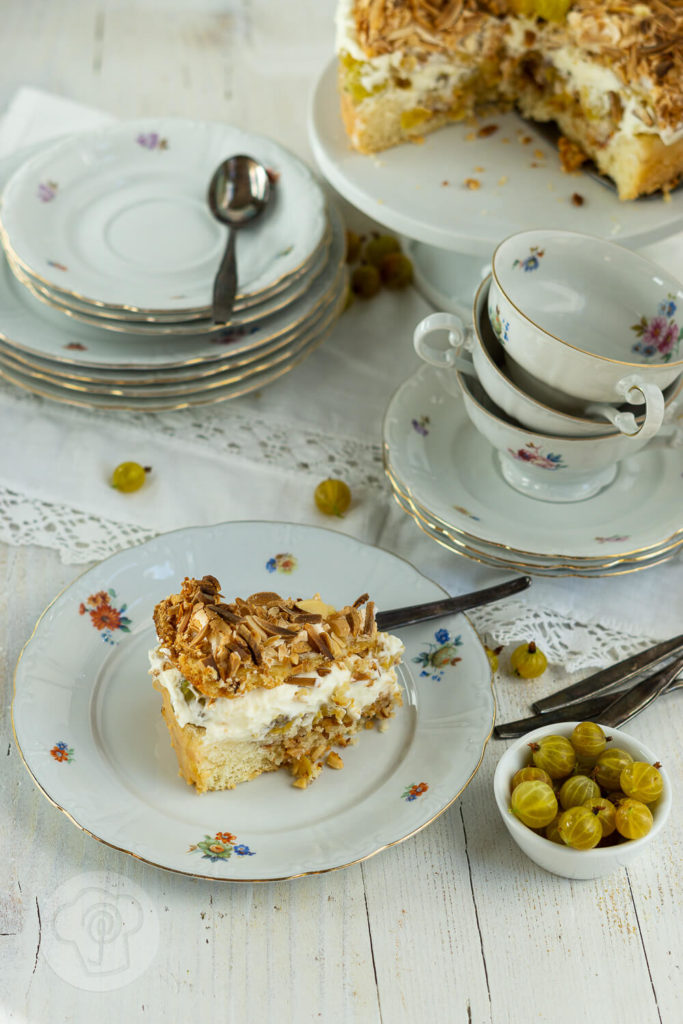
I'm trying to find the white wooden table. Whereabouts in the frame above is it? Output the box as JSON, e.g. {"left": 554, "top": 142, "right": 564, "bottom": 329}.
{"left": 1, "top": 3, "right": 681, "bottom": 1022}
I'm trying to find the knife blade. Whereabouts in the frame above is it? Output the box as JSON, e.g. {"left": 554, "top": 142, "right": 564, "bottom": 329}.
{"left": 531, "top": 633, "right": 683, "bottom": 714}
{"left": 375, "top": 575, "right": 531, "bottom": 632}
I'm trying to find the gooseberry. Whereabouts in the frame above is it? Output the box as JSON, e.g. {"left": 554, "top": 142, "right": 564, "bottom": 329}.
{"left": 620, "top": 761, "right": 663, "bottom": 804}
{"left": 583, "top": 797, "right": 616, "bottom": 838}
{"left": 528, "top": 734, "right": 576, "bottom": 779}
{"left": 558, "top": 774, "right": 600, "bottom": 811}
{"left": 570, "top": 721, "right": 609, "bottom": 760}
{"left": 510, "top": 641, "right": 548, "bottom": 679}
{"left": 111, "top": 461, "right": 150, "bottom": 493}
{"left": 379, "top": 251, "right": 414, "bottom": 289}
{"left": 364, "top": 234, "right": 401, "bottom": 267}
{"left": 350, "top": 264, "right": 381, "bottom": 298}
{"left": 593, "top": 747, "right": 633, "bottom": 791}
{"left": 314, "top": 478, "right": 351, "bottom": 517}
{"left": 510, "top": 780, "right": 558, "bottom": 829}
{"left": 511, "top": 766, "right": 552, "bottom": 791}
{"left": 557, "top": 805, "right": 603, "bottom": 850}
{"left": 614, "top": 798, "right": 653, "bottom": 840}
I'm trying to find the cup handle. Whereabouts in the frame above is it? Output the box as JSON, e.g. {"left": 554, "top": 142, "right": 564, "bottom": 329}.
{"left": 413, "top": 312, "right": 475, "bottom": 375}
{"left": 614, "top": 375, "right": 665, "bottom": 441}
{"left": 584, "top": 403, "right": 639, "bottom": 436}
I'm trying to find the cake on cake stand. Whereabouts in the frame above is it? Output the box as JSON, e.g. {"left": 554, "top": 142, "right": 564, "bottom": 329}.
{"left": 309, "top": 59, "right": 683, "bottom": 319}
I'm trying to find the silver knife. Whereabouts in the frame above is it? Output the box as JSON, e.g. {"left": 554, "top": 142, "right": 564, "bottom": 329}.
{"left": 375, "top": 575, "right": 531, "bottom": 631}
{"left": 532, "top": 633, "right": 683, "bottom": 714}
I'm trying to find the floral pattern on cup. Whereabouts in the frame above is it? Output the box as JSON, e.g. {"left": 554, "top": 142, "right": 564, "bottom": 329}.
{"left": 79, "top": 589, "right": 132, "bottom": 644}
{"left": 136, "top": 132, "right": 168, "bottom": 150}
{"left": 402, "top": 782, "right": 429, "bottom": 801}
{"left": 413, "top": 628, "right": 463, "bottom": 682}
{"left": 50, "top": 741, "right": 74, "bottom": 763}
{"left": 513, "top": 246, "right": 544, "bottom": 272}
{"left": 266, "top": 553, "right": 297, "bottom": 574}
{"left": 490, "top": 304, "right": 510, "bottom": 345}
{"left": 37, "top": 181, "right": 58, "bottom": 202}
{"left": 189, "top": 831, "right": 255, "bottom": 862}
{"left": 508, "top": 442, "right": 566, "bottom": 471}
{"left": 411, "top": 415, "right": 430, "bottom": 436}
{"left": 630, "top": 295, "right": 681, "bottom": 362}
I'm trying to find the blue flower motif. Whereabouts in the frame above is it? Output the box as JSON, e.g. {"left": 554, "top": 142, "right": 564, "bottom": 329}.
{"left": 233, "top": 844, "right": 255, "bottom": 856}
{"left": 658, "top": 298, "right": 677, "bottom": 318}
{"left": 523, "top": 256, "right": 538, "bottom": 271}
{"left": 54, "top": 741, "right": 68, "bottom": 751}
{"left": 434, "top": 628, "right": 449, "bottom": 644}
{"left": 265, "top": 557, "right": 276, "bottom": 573}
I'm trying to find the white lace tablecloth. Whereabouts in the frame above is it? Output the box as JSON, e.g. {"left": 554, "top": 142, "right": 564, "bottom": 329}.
{"left": 1, "top": 86, "right": 682, "bottom": 671}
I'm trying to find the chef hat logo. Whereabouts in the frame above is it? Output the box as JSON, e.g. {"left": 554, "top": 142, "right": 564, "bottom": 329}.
{"left": 43, "top": 872, "right": 158, "bottom": 991}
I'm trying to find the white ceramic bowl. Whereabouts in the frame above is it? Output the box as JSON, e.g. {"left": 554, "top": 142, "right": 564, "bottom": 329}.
{"left": 457, "top": 372, "right": 656, "bottom": 502}
{"left": 493, "top": 721, "right": 672, "bottom": 880}
{"left": 489, "top": 228, "right": 683, "bottom": 406}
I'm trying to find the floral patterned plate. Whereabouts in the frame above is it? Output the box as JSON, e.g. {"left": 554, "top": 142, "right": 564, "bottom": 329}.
{"left": 383, "top": 363, "right": 683, "bottom": 561}
{"left": 0, "top": 118, "right": 327, "bottom": 313}
{"left": 12, "top": 522, "right": 494, "bottom": 880}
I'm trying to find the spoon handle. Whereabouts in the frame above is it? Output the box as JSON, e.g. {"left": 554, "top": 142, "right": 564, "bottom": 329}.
{"left": 212, "top": 228, "right": 238, "bottom": 324}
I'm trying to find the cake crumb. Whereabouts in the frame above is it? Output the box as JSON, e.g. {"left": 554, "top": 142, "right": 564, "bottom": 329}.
{"left": 534, "top": 149, "right": 545, "bottom": 159}
{"left": 474, "top": 165, "right": 485, "bottom": 172}
{"left": 520, "top": 135, "right": 532, "bottom": 145}
{"left": 465, "top": 131, "right": 476, "bottom": 142}
{"left": 571, "top": 192, "right": 585, "bottom": 206}
{"left": 326, "top": 751, "right": 344, "bottom": 770}
{"left": 498, "top": 176, "right": 508, "bottom": 186}
{"left": 464, "top": 178, "right": 481, "bottom": 190}
{"left": 441, "top": 179, "right": 450, "bottom": 186}
{"left": 477, "top": 124, "right": 498, "bottom": 138}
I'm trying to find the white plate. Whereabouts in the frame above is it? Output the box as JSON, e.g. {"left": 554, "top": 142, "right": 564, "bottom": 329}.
{"left": 0, "top": 143, "right": 346, "bottom": 372}
{"left": 383, "top": 363, "right": 683, "bottom": 560}
{"left": 12, "top": 522, "right": 494, "bottom": 880}
{"left": 309, "top": 59, "right": 683, "bottom": 257}
{"left": 388, "top": 469, "right": 683, "bottom": 577}
{"left": 6, "top": 223, "right": 332, "bottom": 334}
{"left": 0, "top": 270, "right": 346, "bottom": 398}
{"left": 0, "top": 276, "right": 346, "bottom": 411}
{"left": 1, "top": 118, "right": 327, "bottom": 313}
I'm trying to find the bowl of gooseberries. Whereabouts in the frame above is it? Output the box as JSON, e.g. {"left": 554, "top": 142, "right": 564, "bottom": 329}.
{"left": 493, "top": 721, "right": 671, "bottom": 879}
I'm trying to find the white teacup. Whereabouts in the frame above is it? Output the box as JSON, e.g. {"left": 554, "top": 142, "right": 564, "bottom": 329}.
{"left": 456, "top": 373, "right": 657, "bottom": 503}
{"left": 488, "top": 228, "right": 683, "bottom": 411}
{"left": 413, "top": 279, "right": 670, "bottom": 440}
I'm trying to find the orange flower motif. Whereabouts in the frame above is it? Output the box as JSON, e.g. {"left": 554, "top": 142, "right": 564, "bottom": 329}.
{"left": 209, "top": 844, "right": 226, "bottom": 854}
{"left": 88, "top": 591, "right": 110, "bottom": 606}
{"left": 51, "top": 746, "right": 69, "bottom": 762}
{"left": 411, "top": 782, "right": 428, "bottom": 796}
{"left": 90, "top": 605, "right": 122, "bottom": 631}
{"left": 78, "top": 603, "right": 86, "bottom": 615}
{"left": 215, "top": 832, "right": 236, "bottom": 844}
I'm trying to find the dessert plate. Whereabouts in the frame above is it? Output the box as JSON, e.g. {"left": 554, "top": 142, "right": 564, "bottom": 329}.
{"left": 0, "top": 144, "right": 346, "bottom": 373}
{"left": 1, "top": 118, "right": 327, "bottom": 314}
{"left": 309, "top": 58, "right": 683, "bottom": 257}
{"left": 5, "top": 221, "right": 333, "bottom": 335}
{"left": 383, "top": 363, "right": 683, "bottom": 560}
{"left": 13, "top": 522, "right": 494, "bottom": 880}
{"left": 388, "top": 468, "right": 683, "bottom": 578}
{"left": 0, "top": 276, "right": 347, "bottom": 411}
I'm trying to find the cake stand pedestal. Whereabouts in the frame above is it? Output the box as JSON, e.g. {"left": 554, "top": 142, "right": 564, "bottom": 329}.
{"left": 308, "top": 59, "right": 683, "bottom": 319}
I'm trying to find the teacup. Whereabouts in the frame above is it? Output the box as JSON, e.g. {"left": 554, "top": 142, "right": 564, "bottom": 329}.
{"left": 488, "top": 228, "right": 683, "bottom": 410}
{"left": 455, "top": 373, "right": 657, "bottom": 503}
{"left": 413, "top": 278, "right": 672, "bottom": 440}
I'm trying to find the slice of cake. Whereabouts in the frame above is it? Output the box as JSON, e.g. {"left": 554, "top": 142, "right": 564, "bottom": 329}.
{"left": 336, "top": 1, "right": 683, "bottom": 199}
{"left": 150, "top": 575, "right": 404, "bottom": 792}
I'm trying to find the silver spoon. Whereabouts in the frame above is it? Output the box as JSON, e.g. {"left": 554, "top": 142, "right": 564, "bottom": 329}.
{"left": 207, "top": 155, "right": 272, "bottom": 324}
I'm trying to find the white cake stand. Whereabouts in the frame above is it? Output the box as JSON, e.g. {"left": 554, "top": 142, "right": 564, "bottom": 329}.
{"left": 308, "top": 59, "right": 683, "bottom": 318}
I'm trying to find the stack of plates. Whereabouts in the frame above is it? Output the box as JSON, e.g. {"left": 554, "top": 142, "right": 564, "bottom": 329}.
{"left": 0, "top": 119, "right": 346, "bottom": 410}
{"left": 383, "top": 363, "right": 683, "bottom": 577}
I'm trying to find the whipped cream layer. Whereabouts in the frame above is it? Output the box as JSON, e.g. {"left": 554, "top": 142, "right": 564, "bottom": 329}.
{"left": 149, "top": 634, "right": 404, "bottom": 744}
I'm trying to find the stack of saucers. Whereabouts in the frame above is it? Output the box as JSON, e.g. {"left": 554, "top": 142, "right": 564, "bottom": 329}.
{"left": 0, "top": 119, "right": 346, "bottom": 410}
{"left": 384, "top": 229, "right": 683, "bottom": 577}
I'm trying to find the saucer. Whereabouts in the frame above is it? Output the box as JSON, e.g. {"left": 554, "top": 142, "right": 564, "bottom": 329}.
{"left": 387, "top": 465, "right": 683, "bottom": 576}
{"left": 1, "top": 118, "right": 327, "bottom": 314}
{"left": 382, "top": 363, "right": 683, "bottom": 561}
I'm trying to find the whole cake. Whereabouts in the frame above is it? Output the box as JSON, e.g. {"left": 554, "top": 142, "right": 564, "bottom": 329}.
{"left": 336, "top": 0, "right": 683, "bottom": 199}
{"left": 150, "top": 575, "right": 404, "bottom": 792}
